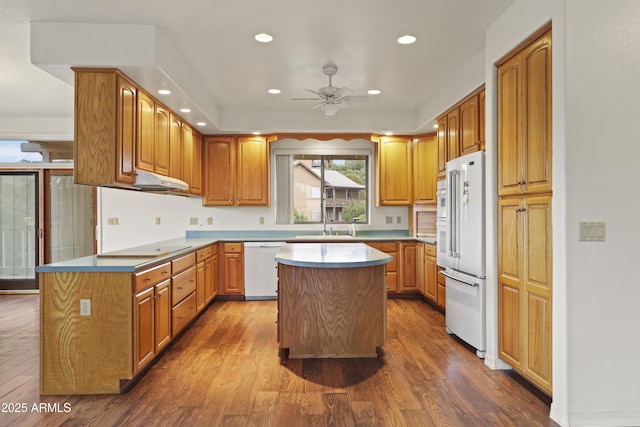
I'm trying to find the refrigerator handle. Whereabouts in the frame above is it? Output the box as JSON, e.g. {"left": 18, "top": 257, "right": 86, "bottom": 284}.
{"left": 447, "top": 170, "right": 455, "bottom": 257}
{"left": 442, "top": 271, "right": 479, "bottom": 287}
{"left": 448, "top": 170, "right": 460, "bottom": 258}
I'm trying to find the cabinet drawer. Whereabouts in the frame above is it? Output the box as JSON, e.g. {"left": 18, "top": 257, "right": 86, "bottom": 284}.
{"left": 134, "top": 262, "right": 171, "bottom": 293}
{"left": 386, "top": 254, "right": 397, "bottom": 273}
{"left": 223, "top": 242, "right": 242, "bottom": 253}
{"left": 196, "top": 246, "right": 213, "bottom": 262}
{"left": 425, "top": 244, "right": 436, "bottom": 257}
{"left": 172, "top": 292, "right": 197, "bottom": 337}
{"left": 172, "top": 265, "right": 197, "bottom": 305}
{"left": 438, "top": 268, "right": 446, "bottom": 285}
{"left": 172, "top": 253, "right": 195, "bottom": 275}
{"left": 437, "top": 283, "right": 446, "bottom": 307}
{"left": 366, "top": 241, "right": 397, "bottom": 252}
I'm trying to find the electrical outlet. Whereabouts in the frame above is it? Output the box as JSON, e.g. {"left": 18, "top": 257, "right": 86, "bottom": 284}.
{"left": 207, "top": 217, "right": 213, "bottom": 225}
{"left": 190, "top": 217, "right": 198, "bottom": 225}
{"left": 579, "top": 221, "right": 606, "bottom": 241}
{"left": 259, "top": 216, "right": 265, "bottom": 225}
{"left": 107, "top": 217, "right": 119, "bottom": 225}
{"left": 396, "top": 216, "right": 402, "bottom": 224}
{"left": 385, "top": 216, "right": 393, "bottom": 224}
{"left": 80, "top": 299, "right": 91, "bottom": 316}
{"left": 155, "top": 217, "right": 161, "bottom": 225}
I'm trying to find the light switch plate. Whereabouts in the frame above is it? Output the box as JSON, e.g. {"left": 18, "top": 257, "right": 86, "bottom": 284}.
{"left": 579, "top": 221, "right": 606, "bottom": 241}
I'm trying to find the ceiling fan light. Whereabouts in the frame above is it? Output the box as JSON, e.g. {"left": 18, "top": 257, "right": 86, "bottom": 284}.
{"left": 323, "top": 103, "right": 339, "bottom": 116}
{"left": 267, "top": 88, "right": 281, "bottom": 94}
{"left": 368, "top": 89, "right": 381, "bottom": 95}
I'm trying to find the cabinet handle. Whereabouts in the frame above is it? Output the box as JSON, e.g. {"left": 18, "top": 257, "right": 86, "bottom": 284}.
{"left": 178, "top": 316, "right": 184, "bottom": 320}
{"left": 162, "top": 270, "right": 169, "bottom": 275}
{"left": 145, "top": 277, "right": 151, "bottom": 282}
{"left": 178, "top": 286, "right": 183, "bottom": 290}
{"left": 189, "top": 279, "right": 195, "bottom": 283}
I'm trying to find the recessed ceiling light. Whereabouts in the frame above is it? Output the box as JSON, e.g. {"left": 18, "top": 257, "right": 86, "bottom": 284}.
{"left": 180, "top": 108, "right": 191, "bottom": 113}
{"left": 252, "top": 131, "right": 262, "bottom": 135}
{"left": 268, "top": 89, "right": 281, "bottom": 94}
{"left": 433, "top": 124, "right": 439, "bottom": 129}
{"left": 368, "top": 89, "right": 381, "bottom": 95}
{"left": 384, "top": 131, "right": 394, "bottom": 136}
{"left": 255, "top": 33, "right": 273, "bottom": 43}
{"left": 196, "top": 122, "right": 206, "bottom": 127}
{"left": 157, "top": 89, "right": 171, "bottom": 95}
{"left": 397, "top": 35, "right": 417, "bottom": 45}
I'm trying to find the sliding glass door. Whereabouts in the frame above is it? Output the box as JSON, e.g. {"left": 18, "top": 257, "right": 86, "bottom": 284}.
{"left": 0, "top": 172, "right": 38, "bottom": 290}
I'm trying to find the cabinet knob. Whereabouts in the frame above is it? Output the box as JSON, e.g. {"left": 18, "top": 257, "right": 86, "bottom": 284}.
{"left": 178, "top": 286, "right": 183, "bottom": 290}
{"left": 162, "top": 270, "right": 168, "bottom": 275}
{"left": 145, "top": 277, "right": 151, "bottom": 282}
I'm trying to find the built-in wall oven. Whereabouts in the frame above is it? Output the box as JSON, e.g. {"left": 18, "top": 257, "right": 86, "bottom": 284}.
{"left": 436, "top": 180, "right": 447, "bottom": 267}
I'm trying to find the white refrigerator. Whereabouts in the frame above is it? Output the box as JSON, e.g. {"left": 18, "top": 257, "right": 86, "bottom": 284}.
{"left": 443, "top": 150, "right": 486, "bottom": 357}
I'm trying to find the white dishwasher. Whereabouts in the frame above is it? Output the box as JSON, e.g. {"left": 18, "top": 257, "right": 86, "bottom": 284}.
{"left": 243, "top": 242, "right": 285, "bottom": 300}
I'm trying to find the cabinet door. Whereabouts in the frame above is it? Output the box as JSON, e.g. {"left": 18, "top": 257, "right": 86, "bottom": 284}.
{"left": 497, "top": 53, "right": 522, "bottom": 197}
{"left": 416, "top": 243, "right": 425, "bottom": 295}
{"left": 222, "top": 253, "right": 244, "bottom": 294}
{"left": 203, "top": 137, "right": 235, "bottom": 206}
{"left": 424, "top": 255, "right": 437, "bottom": 301}
{"left": 479, "top": 89, "right": 486, "bottom": 150}
{"left": 204, "top": 256, "right": 214, "bottom": 303}
{"left": 196, "top": 260, "right": 206, "bottom": 313}
{"left": 181, "top": 124, "right": 193, "bottom": 192}
{"left": 190, "top": 130, "right": 203, "bottom": 195}
{"left": 460, "top": 94, "right": 480, "bottom": 155}
{"left": 134, "top": 287, "right": 155, "bottom": 372}
{"left": 523, "top": 195, "right": 552, "bottom": 393}
{"left": 136, "top": 91, "right": 155, "bottom": 173}
{"left": 413, "top": 133, "right": 437, "bottom": 204}
{"left": 116, "top": 76, "right": 136, "bottom": 184}
{"left": 446, "top": 108, "right": 460, "bottom": 162}
{"left": 521, "top": 32, "right": 552, "bottom": 196}
{"left": 154, "top": 104, "right": 170, "bottom": 176}
{"left": 378, "top": 136, "right": 412, "bottom": 205}
{"left": 169, "top": 114, "right": 182, "bottom": 180}
{"left": 154, "top": 279, "right": 172, "bottom": 352}
{"left": 400, "top": 242, "right": 417, "bottom": 292}
{"left": 436, "top": 116, "right": 448, "bottom": 179}
{"left": 236, "top": 136, "right": 269, "bottom": 205}
{"left": 498, "top": 197, "right": 524, "bottom": 370}
{"left": 210, "top": 253, "right": 218, "bottom": 299}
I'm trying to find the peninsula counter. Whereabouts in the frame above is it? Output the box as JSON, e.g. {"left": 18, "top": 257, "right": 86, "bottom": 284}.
{"left": 275, "top": 243, "right": 392, "bottom": 358}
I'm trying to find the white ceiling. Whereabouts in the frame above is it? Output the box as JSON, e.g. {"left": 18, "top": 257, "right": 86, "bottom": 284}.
{"left": 0, "top": 0, "right": 514, "bottom": 136}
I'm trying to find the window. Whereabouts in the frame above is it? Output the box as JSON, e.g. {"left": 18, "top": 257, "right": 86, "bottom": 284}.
{"left": 283, "top": 154, "right": 368, "bottom": 224}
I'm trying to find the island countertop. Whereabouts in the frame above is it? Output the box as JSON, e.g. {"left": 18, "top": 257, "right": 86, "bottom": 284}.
{"left": 274, "top": 242, "right": 393, "bottom": 269}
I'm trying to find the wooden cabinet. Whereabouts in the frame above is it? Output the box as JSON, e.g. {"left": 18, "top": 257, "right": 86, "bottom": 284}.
{"left": 136, "top": 95, "right": 170, "bottom": 176}
{"left": 417, "top": 243, "right": 440, "bottom": 307}
{"left": 196, "top": 245, "right": 216, "bottom": 312}
{"left": 190, "top": 130, "right": 203, "bottom": 195}
{"left": 497, "top": 26, "right": 552, "bottom": 396}
{"left": 412, "top": 133, "right": 438, "bottom": 205}
{"left": 498, "top": 195, "right": 552, "bottom": 394}
{"left": 437, "top": 267, "right": 446, "bottom": 309}
{"left": 203, "top": 136, "right": 269, "bottom": 206}
{"left": 169, "top": 113, "right": 182, "bottom": 180}
{"left": 220, "top": 242, "right": 244, "bottom": 295}
{"left": 436, "top": 86, "right": 485, "bottom": 179}
{"left": 366, "top": 241, "right": 398, "bottom": 293}
{"left": 133, "top": 261, "right": 172, "bottom": 373}
{"left": 399, "top": 242, "right": 417, "bottom": 293}
{"left": 497, "top": 29, "right": 552, "bottom": 197}
{"left": 377, "top": 136, "right": 413, "bottom": 206}
{"left": 73, "top": 69, "right": 137, "bottom": 186}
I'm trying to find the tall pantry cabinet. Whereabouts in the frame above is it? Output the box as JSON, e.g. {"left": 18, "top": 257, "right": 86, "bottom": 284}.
{"left": 497, "top": 24, "right": 552, "bottom": 396}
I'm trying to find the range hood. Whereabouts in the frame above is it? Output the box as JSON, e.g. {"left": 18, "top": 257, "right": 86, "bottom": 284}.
{"left": 133, "top": 170, "right": 189, "bottom": 191}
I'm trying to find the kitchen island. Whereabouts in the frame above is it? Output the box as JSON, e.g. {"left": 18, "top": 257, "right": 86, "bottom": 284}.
{"left": 275, "top": 243, "right": 392, "bottom": 358}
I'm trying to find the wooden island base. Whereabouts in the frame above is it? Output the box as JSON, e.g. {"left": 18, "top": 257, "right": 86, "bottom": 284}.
{"left": 278, "top": 263, "right": 387, "bottom": 359}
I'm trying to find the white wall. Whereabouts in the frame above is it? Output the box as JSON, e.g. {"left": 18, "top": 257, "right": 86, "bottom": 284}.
{"left": 98, "top": 138, "right": 409, "bottom": 252}
{"left": 563, "top": 1, "right": 640, "bottom": 425}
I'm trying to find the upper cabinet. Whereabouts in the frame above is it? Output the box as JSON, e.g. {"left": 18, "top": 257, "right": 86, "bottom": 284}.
{"left": 436, "top": 86, "right": 485, "bottom": 179}
{"left": 377, "top": 135, "right": 413, "bottom": 206}
{"left": 412, "top": 133, "right": 437, "bottom": 205}
{"left": 74, "top": 69, "right": 136, "bottom": 186}
{"left": 203, "top": 136, "right": 269, "bottom": 206}
{"left": 497, "top": 30, "right": 552, "bottom": 197}
{"left": 137, "top": 97, "right": 170, "bottom": 176}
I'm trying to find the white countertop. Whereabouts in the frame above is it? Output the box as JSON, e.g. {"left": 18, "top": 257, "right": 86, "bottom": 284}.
{"left": 274, "top": 243, "right": 393, "bottom": 268}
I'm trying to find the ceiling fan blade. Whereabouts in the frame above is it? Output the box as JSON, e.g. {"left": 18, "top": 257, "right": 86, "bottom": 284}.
{"left": 292, "top": 97, "right": 323, "bottom": 101}
{"left": 305, "top": 89, "right": 324, "bottom": 97}
{"left": 342, "top": 95, "right": 369, "bottom": 103}
{"left": 335, "top": 87, "right": 353, "bottom": 97}
{"left": 311, "top": 101, "right": 326, "bottom": 109}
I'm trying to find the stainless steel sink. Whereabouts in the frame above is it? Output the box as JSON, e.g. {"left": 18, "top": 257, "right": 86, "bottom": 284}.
{"left": 295, "top": 235, "right": 354, "bottom": 240}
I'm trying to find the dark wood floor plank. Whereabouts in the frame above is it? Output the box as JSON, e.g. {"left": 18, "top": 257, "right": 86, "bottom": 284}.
{"left": 0, "top": 295, "right": 558, "bottom": 427}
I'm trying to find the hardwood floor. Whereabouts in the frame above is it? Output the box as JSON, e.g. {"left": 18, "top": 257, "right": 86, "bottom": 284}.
{"left": 0, "top": 294, "right": 558, "bottom": 426}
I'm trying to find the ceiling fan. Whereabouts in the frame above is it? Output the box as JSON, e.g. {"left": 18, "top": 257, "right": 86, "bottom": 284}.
{"left": 292, "top": 64, "right": 369, "bottom": 116}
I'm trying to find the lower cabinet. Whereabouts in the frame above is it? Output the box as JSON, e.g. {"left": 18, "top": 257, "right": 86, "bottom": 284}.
{"left": 400, "top": 241, "right": 417, "bottom": 293}
{"left": 220, "top": 242, "right": 244, "bottom": 295}
{"left": 196, "top": 244, "right": 218, "bottom": 312}
{"left": 365, "top": 241, "right": 397, "bottom": 293}
{"left": 417, "top": 243, "right": 442, "bottom": 309}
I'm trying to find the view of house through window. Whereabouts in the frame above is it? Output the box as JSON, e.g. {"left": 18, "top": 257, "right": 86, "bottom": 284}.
{"left": 292, "top": 154, "right": 367, "bottom": 224}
